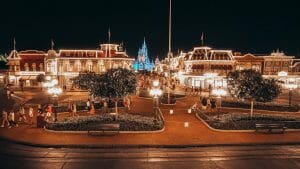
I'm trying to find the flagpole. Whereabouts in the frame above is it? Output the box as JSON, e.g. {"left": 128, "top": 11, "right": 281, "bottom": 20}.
{"left": 13, "top": 38, "right": 16, "bottom": 51}
{"left": 167, "top": 0, "right": 173, "bottom": 104}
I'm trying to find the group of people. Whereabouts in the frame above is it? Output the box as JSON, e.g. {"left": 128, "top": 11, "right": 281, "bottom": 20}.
{"left": 1, "top": 106, "right": 34, "bottom": 128}
{"left": 191, "top": 97, "right": 217, "bottom": 113}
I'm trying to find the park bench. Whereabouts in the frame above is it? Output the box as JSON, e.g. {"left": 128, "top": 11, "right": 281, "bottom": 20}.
{"left": 255, "top": 123, "right": 287, "bottom": 134}
{"left": 88, "top": 123, "right": 120, "bottom": 136}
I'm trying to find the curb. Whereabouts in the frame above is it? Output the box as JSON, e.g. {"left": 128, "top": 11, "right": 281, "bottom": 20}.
{"left": 195, "top": 113, "right": 300, "bottom": 132}
{"left": 1, "top": 136, "right": 300, "bottom": 149}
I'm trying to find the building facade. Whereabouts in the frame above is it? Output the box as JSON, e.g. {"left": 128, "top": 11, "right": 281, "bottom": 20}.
{"left": 6, "top": 43, "right": 135, "bottom": 88}
{"left": 157, "top": 46, "right": 300, "bottom": 89}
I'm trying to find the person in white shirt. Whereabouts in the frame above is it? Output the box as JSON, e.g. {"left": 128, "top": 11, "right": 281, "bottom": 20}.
{"left": 1, "top": 111, "right": 10, "bottom": 128}
{"left": 28, "top": 107, "right": 34, "bottom": 124}
{"left": 8, "top": 111, "right": 18, "bottom": 128}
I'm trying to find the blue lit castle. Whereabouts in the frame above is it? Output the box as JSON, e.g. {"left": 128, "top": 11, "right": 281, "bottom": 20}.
{"left": 133, "top": 39, "right": 154, "bottom": 71}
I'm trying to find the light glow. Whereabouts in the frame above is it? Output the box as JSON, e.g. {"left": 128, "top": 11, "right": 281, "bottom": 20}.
{"left": 212, "top": 88, "right": 227, "bottom": 97}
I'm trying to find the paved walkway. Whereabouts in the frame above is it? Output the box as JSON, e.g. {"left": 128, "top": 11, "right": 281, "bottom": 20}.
{"left": 1, "top": 94, "right": 300, "bottom": 147}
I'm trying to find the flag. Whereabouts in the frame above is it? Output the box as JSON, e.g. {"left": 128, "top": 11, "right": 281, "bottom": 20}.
{"left": 51, "top": 39, "right": 55, "bottom": 49}
{"left": 108, "top": 28, "right": 111, "bottom": 41}
{"left": 13, "top": 38, "right": 16, "bottom": 50}
{"left": 201, "top": 32, "right": 204, "bottom": 41}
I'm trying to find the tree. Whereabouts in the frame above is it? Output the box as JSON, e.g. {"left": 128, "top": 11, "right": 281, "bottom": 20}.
{"left": 73, "top": 68, "right": 137, "bottom": 115}
{"left": 227, "top": 69, "right": 281, "bottom": 117}
{"left": 253, "top": 78, "right": 282, "bottom": 103}
{"left": 36, "top": 74, "right": 46, "bottom": 90}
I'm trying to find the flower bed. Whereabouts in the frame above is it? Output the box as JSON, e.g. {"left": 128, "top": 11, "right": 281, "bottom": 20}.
{"left": 221, "top": 100, "right": 300, "bottom": 112}
{"left": 45, "top": 113, "right": 164, "bottom": 131}
{"left": 197, "top": 112, "right": 300, "bottom": 130}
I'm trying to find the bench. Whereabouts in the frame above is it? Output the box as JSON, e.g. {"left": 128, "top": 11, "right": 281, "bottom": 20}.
{"left": 255, "top": 123, "right": 287, "bottom": 134}
{"left": 88, "top": 124, "right": 120, "bottom": 136}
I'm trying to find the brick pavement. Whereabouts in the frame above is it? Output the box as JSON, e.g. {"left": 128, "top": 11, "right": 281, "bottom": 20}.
{"left": 1, "top": 95, "right": 300, "bottom": 147}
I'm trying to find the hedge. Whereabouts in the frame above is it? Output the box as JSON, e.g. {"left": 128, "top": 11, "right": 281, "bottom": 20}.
{"left": 45, "top": 113, "right": 164, "bottom": 131}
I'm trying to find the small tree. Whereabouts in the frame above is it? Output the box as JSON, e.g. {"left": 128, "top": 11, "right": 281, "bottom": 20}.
{"left": 73, "top": 68, "right": 137, "bottom": 115}
{"left": 36, "top": 74, "right": 46, "bottom": 90}
{"left": 253, "top": 78, "right": 282, "bottom": 103}
{"left": 227, "top": 69, "right": 281, "bottom": 117}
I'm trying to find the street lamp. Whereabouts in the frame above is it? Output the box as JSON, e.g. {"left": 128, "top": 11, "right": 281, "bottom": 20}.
{"left": 284, "top": 84, "right": 297, "bottom": 107}
{"left": 212, "top": 88, "right": 227, "bottom": 119}
{"left": 212, "top": 88, "right": 227, "bottom": 108}
{"left": 204, "top": 72, "right": 218, "bottom": 97}
{"left": 48, "top": 86, "right": 62, "bottom": 122}
{"left": 150, "top": 81, "right": 162, "bottom": 119}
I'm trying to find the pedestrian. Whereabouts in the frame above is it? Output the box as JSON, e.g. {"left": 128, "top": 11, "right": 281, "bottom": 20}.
{"left": 28, "top": 106, "right": 34, "bottom": 124}
{"left": 86, "top": 99, "right": 91, "bottom": 113}
{"left": 127, "top": 97, "right": 131, "bottom": 111}
{"left": 71, "top": 102, "right": 77, "bottom": 117}
{"left": 103, "top": 99, "right": 108, "bottom": 113}
{"left": 211, "top": 98, "right": 216, "bottom": 111}
{"left": 1, "top": 110, "right": 10, "bottom": 128}
{"left": 8, "top": 111, "right": 18, "bottom": 128}
{"left": 18, "top": 106, "right": 27, "bottom": 123}
{"left": 6, "top": 89, "right": 11, "bottom": 99}
{"left": 90, "top": 103, "right": 95, "bottom": 114}
{"left": 45, "top": 105, "right": 52, "bottom": 122}
{"left": 191, "top": 102, "right": 198, "bottom": 113}
{"left": 207, "top": 98, "right": 211, "bottom": 112}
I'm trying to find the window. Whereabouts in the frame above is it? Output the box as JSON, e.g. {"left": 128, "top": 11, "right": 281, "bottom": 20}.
{"left": 78, "top": 63, "right": 82, "bottom": 72}
{"left": 25, "top": 63, "right": 29, "bottom": 71}
{"left": 39, "top": 63, "right": 43, "bottom": 71}
{"left": 32, "top": 63, "right": 36, "bottom": 71}
{"left": 88, "top": 64, "right": 93, "bottom": 71}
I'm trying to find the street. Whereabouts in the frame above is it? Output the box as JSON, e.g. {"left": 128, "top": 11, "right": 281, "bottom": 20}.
{"left": 1, "top": 140, "right": 300, "bottom": 169}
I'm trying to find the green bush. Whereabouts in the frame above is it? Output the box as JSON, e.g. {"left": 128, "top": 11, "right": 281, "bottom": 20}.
{"left": 221, "top": 100, "right": 300, "bottom": 112}
{"left": 45, "top": 113, "right": 164, "bottom": 131}
{"left": 197, "top": 112, "right": 300, "bottom": 130}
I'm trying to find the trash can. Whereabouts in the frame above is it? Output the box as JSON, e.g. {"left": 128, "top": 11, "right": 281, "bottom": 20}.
{"left": 36, "top": 115, "right": 45, "bottom": 128}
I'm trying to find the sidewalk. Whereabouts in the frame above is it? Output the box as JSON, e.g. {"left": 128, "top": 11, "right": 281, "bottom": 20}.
{"left": 1, "top": 95, "right": 300, "bottom": 148}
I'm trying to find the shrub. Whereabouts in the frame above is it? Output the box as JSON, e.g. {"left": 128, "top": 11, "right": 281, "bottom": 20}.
{"left": 197, "top": 112, "right": 300, "bottom": 130}
{"left": 45, "top": 113, "right": 164, "bottom": 131}
{"left": 221, "top": 100, "right": 300, "bottom": 112}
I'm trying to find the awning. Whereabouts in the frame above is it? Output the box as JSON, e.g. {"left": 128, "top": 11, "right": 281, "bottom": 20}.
{"left": 29, "top": 76, "right": 37, "bottom": 80}
{"left": 20, "top": 76, "right": 30, "bottom": 80}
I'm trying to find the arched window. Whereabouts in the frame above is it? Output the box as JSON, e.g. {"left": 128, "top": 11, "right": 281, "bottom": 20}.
{"left": 32, "top": 63, "right": 36, "bottom": 71}
{"left": 24, "top": 63, "right": 29, "bottom": 71}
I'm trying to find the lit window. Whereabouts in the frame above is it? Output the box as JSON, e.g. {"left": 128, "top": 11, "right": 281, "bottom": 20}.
{"left": 32, "top": 63, "right": 36, "bottom": 71}
{"left": 25, "top": 63, "right": 29, "bottom": 71}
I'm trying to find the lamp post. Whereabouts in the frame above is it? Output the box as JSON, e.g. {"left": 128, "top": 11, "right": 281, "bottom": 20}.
{"left": 212, "top": 88, "right": 227, "bottom": 118}
{"left": 150, "top": 80, "right": 162, "bottom": 119}
{"left": 284, "top": 84, "right": 297, "bottom": 107}
{"left": 48, "top": 86, "right": 62, "bottom": 122}
{"left": 204, "top": 72, "right": 218, "bottom": 97}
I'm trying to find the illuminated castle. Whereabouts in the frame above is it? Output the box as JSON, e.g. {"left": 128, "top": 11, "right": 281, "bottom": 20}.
{"left": 133, "top": 39, "right": 154, "bottom": 71}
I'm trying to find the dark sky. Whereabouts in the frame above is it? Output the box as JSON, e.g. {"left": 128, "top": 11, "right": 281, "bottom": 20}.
{"left": 1, "top": 0, "right": 300, "bottom": 60}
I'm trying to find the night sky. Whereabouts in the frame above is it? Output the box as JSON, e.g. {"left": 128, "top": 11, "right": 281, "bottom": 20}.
{"left": 1, "top": 0, "right": 300, "bottom": 60}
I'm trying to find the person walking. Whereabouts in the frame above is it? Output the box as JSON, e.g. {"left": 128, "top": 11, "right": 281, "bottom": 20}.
{"left": 8, "top": 111, "right": 18, "bottom": 128}
{"left": 45, "top": 105, "right": 52, "bottom": 122}
{"left": 1, "top": 110, "right": 10, "bottom": 128}
{"left": 103, "top": 99, "right": 108, "bottom": 113}
{"left": 18, "top": 106, "right": 27, "bottom": 123}
{"left": 90, "top": 103, "right": 95, "bottom": 114}
{"left": 86, "top": 99, "right": 91, "bottom": 113}
{"left": 28, "top": 106, "right": 34, "bottom": 124}
{"left": 71, "top": 102, "right": 77, "bottom": 117}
